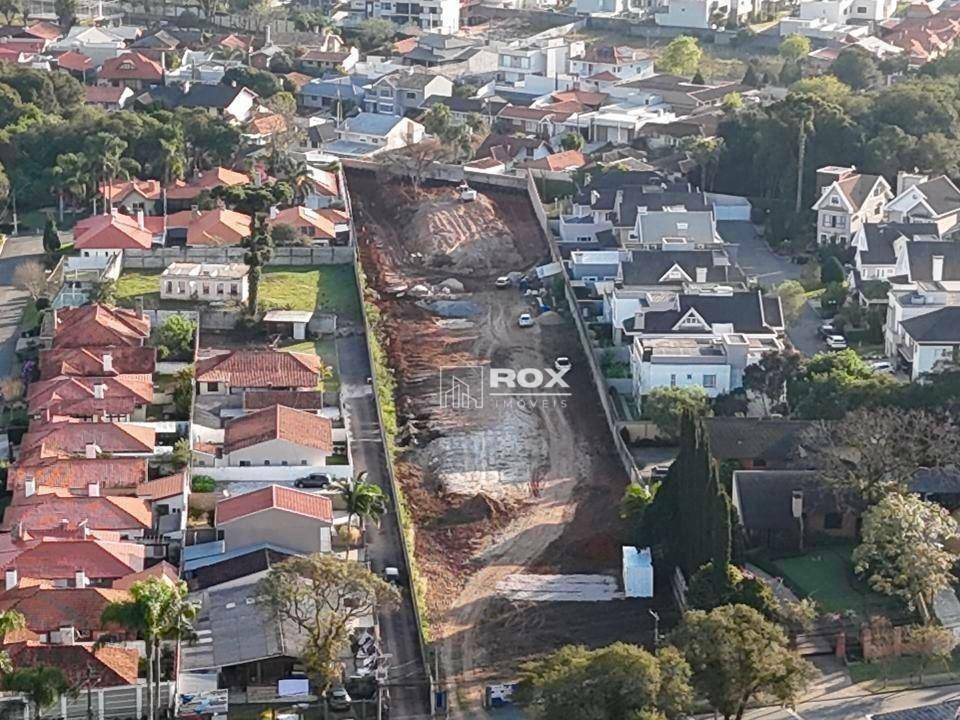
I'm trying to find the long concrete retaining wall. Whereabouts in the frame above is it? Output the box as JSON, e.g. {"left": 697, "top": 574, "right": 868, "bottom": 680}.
{"left": 122, "top": 245, "right": 354, "bottom": 270}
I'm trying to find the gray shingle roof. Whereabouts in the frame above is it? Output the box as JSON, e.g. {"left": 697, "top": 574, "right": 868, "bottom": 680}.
{"left": 872, "top": 701, "right": 960, "bottom": 720}
{"left": 837, "top": 172, "right": 885, "bottom": 210}
{"left": 627, "top": 291, "right": 779, "bottom": 334}
{"left": 906, "top": 241, "right": 960, "bottom": 281}
{"left": 620, "top": 250, "right": 743, "bottom": 286}
{"left": 704, "top": 418, "right": 812, "bottom": 464}
{"left": 637, "top": 210, "right": 716, "bottom": 244}
{"left": 343, "top": 112, "right": 405, "bottom": 136}
{"left": 859, "top": 223, "right": 939, "bottom": 266}
{"left": 733, "top": 470, "right": 841, "bottom": 532}
{"left": 901, "top": 306, "right": 960, "bottom": 343}
{"left": 619, "top": 190, "right": 709, "bottom": 227}
{"left": 915, "top": 176, "right": 960, "bottom": 216}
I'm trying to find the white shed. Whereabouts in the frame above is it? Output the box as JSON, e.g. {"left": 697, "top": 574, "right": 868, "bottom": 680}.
{"left": 622, "top": 546, "right": 654, "bottom": 598}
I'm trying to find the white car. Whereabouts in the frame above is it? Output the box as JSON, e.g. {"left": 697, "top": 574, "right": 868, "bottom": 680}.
{"left": 495, "top": 276, "right": 512, "bottom": 288}
{"left": 825, "top": 335, "right": 847, "bottom": 350}
{"left": 870, "top": 360, "right": 894, "bottom": 373}
{"left": 554, "top": 356, "right": 571, "bottom": 372}
{"left": 518, "top": 313, "right": 534, "bottom": 328}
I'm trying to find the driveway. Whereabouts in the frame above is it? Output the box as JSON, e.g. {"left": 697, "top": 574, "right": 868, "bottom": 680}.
{"left": 337, "top": 333, "right": 432, "bottom": 720}
{"left": 0, "top": 234, "right": 43, "bottom": 378}
{"left": 718, "top": 221, "right": 824, "bottom": 357}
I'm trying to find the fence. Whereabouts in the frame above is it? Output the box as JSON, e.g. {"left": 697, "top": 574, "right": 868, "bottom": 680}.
{"left": 121, "top": 246, "right": 354, "bottom": 270}
{"left": 34, "top": 681, "right": 174, "bottom": 720}
{"left": 526, "top": 172, "right": 643, "bottom": 484}
{"left": 338, "top": 157, "right": 530, "bottom": 192}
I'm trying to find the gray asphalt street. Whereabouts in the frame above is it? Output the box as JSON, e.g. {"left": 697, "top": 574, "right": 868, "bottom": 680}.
{"left": 0, "top": 234, "right": 43, "bottom": 378}
{"left": 744, "top": 681, "right": 960, "bottom": 720}
{"left": 718, "top": 221, "right": 824, "bottom": 356}
{"left": 338, "top": 332, "right": 433, "bottom": 720}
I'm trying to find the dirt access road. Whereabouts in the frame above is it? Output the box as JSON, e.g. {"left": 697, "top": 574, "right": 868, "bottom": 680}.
{"left": 350, "top": 173, "right": 646, "bottom": 712}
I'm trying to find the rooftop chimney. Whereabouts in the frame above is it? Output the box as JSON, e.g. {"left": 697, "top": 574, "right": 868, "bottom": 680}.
{"left": 84, "top": 443, "right": 99, "bottom": 460}
{"left": 933, "top": 255, "right": 945, "bottom": 283}
{"left": 791, "top": 490, "right": 804, "bottom": 519}
{"left": 4, "top": 568, "right": 17, "bottom": 591}
{"left": 136, "top": 208, "right": 145, "bottom": 230}
{"left": 93, "top": 382, "right": 106, "bottom": 400}
{"left": 23, "top": 479, "right": 35, "bottom": 498}
{"left": 57, "top": 626, "right": 76, "bottom": 646}
{"left": 102, "top": 352, "right": 113, "bottom": 373}
{"left": 265, "top": 24, "right": 272, "bottom": 46}
{"left": 74, "top": 569, "right": 87, "bottom": 588}
{"left": 897, "top": 169, "right": 928, "bottom": 195}
{"left": 87, "top": 482, "right": 100, "bottom": 497}
{"left": 110, "top": 207, "right": 119, "bottom": 218}
{"left": 695, "top": 267, "right": 707, "bottom": 284}
{"left": 269, "top": 205, "right": 279, "bottom": 220}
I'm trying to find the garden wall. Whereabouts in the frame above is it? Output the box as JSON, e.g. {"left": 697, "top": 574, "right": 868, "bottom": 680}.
{"left": 122, "top": 246, "right": 354, "bottom": 270}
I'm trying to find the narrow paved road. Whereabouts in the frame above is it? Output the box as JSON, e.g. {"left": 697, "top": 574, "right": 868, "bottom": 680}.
{"left": 718, "top": 222, "right": 824, "bottom": 356}
{"left": 338, "top": 332, "right": 432, "bottom": 720}
{"left": 0, "top": 234, "right": 43, "bottom": 378}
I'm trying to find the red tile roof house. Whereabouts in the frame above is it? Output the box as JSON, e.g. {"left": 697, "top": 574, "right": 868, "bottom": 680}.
{"left": 163, "top": 166, "right": 251, "bottom": 210}
{"left": 195, "top": 349, "right": 324, "bottom": 394}
{"left": 99, "top": 178, "right": 162, "bottom": 214}
{"left": 215, "top": 485, "right": 333, "bottom": 554}
{"left": 1, "top": 495, "right": 153, "bottom": 540}
{"left": 221, "top": 404, "right": 333, "bottom": 467}
{"left": 97, "top": 51, "right": 164, "bottom": 91}
{"left": 39, "top": 346, "right": 156, "bottom": 379}
{"left": 72, "top": 211, "right": 163, "bottom": 257}
{"left": 0, "top": 537, "right": 146, "bottom": 588}
{"left": 523, "top": 149, "right": 588, "bottom": 173}
{"left": 7, "top": 643, "right": 140, "bottom": 687}
{"left": 0, "top": 586, "right": 134, "bottom": 642}
{"left": 51, "top": 304, "right": 150, "bottom": 348}
{"left": 7, "top": 457, "right": 148, "bottom": 497}
{"left": 267, "top": 205, "right": 336, "bottom": 245}
{"left": 26, "top": 374, "right": 154, "bottom": 423}
{"left": 19, "top": 422, "right": 156, "bottom": 462}
{"left": 84, "top": 84, "right": 134, "bottom": 112}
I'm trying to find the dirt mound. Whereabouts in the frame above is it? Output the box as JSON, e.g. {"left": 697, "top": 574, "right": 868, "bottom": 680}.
{"left": 537, "top": 311, "right": 564, "bottom": 325}
{"left": 446, "top": 493, "right": 512, "bottom": 525}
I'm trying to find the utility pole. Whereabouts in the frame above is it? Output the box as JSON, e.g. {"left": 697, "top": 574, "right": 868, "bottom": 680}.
{"left": 649, "top": 609, "right": 660, "bottom": 648}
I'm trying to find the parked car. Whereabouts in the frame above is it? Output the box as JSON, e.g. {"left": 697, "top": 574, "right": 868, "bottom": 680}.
{"left": 518, "top": 313, "right": 534, "bottom": 328}
{"left": 495, "top": 276, "right": 512, "bottom": 288}
{"left": 383, "top": 566, "right": 401, "bottom": 585}
{"left": 818, "top": 323, "right": 838, "bottom": 339}
{"left": 294, "top": 473, "right": 331, "bottom": 489}
{"left": 650, "top": 464, "right": 672, "bottom": 481}
{"left": 825, "top": 335, "right": 848, "bottom": 350}
{"left": 870, "top": 360, "right": 894, "bottom": 373}
{"left": 326, "top": 686, "right": 352, "bottom": 711}
{"left": 554, "top": 356, "right": 571, "bottom": 372}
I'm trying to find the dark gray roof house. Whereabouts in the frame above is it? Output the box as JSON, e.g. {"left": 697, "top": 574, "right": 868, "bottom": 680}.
{"left": 620, "top": 250, "right": 744, "bottom": 287}
{"left": 904, "top": 241, "right": 960, "bottom": 282}
{"left": 732, "top": 470, "right": 839, "bottom": 533}
{"left": 901, "top": 306, "right": 960, "bottom": 343}
{"left": 703, "top": 418, "right": 812, "bottom": 467}
{"left": 871, "top": 700, "right": 960, "bottom": 720}
{"left": 624, "top": 290, "right": 783, "bottom": 335}
{"left": 856, "top": 222, "right": 939, "bottom": 266}
{"left": 137, "top": 82, "right": 257, "bottom": 111}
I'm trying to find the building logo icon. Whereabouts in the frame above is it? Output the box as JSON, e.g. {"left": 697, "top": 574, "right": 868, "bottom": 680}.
{"left": 439, "top": 366, "right": 484, "bottom": 409}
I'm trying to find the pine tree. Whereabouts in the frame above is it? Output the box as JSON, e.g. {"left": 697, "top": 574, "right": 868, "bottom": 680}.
{"left": 761, "top": 71, "right": 774, "bottom": 87}
{"left": 42, "top": 219, "right": 60, "bottom": 254}
{"left": 692, "top": 69, "right": 706, "bottom": 85}
{"left": 742, "top": 64, "right": 759, "bottom": 87}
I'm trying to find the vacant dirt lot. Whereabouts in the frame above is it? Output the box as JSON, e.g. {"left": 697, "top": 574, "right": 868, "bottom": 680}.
{"left": 350, "top": 173, "right": 644, "bottom": 707}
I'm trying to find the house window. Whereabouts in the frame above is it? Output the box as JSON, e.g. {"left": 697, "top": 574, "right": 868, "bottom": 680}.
{"left": 202, "top": 283, "right": 210, "bottom": 295}
{"left": 230, "top": 284, "right": 238, "bottom": 295}
{"left": 239, "top": 460, "right": 251, "bottom": 467}
{"left": 217, "top": 283, "right": 224, "bottom": 295}
{"left": 265, "top": 460, "right": 271, "bottom": 466}
{"left": 301, "top": 460, "right": 308, "bottom": 465}
{"left": 165, "top": 281, "right": 173, "bottom": 293}
{"left": 830, "top": 196, "right": 840, "bottom": 205}
{"left": 406, "top": 92, "right": 416, "bottom": 100}
{"left": 207, "top": 382, "right": 219, "bottom": 392}
{"left": 281, "top": 460, "right": 289, "bottom": 466}
{"left": 576, "top": 236, "right": 592, "bottom": 243}
{"left": 703, "top": 374, "right": 717, "bottom": 388}
{"left": 823, "top": 512, "right": 844, "bottom": 529}
{"left": 670, "top": 374, "right": 677, "bottom": 387}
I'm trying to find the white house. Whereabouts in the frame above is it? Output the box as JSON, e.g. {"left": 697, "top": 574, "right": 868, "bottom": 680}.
{"left": 347, "top": 0, "right": 460, "bottom": 34}
{"left": 812, "top": 165, "right": 891, "bottom": 246}
{"left": 797, "top": 0, "right": 896, "bottom": 24}
{"left": 50, "top": 26, "right": 125, "bottom": 65}
{"left": 161, "top": 262, "right": 249, "bottom": 304}
{"left": 497, "top": 38, "right": 584, "bottom": 84}
{"left": 324, "top": 113, "right": 425, "bottom": 158}
{"left": 884, "top": 171, "right": 960, "bottom": 236}
{"left": 215, "top": 485, "right": 333, "bottom": 555}
{"left": 195, "top": 349, "right": 324, "bottom": 395}
{"left": 898, "top": 307, "right": 960, "bottom": 379}
{"left": 222, "top": 404, "right": 333, "bottom": 467}
{"left": 569, "top": 45, "right": 654, "bottom": 83}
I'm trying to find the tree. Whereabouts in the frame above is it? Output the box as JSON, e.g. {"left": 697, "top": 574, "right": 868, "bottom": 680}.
{"left": 51, "top": 152, "right": 90, "bottom": 218}
{"left": 645, "top": 386, "right": 710, "bottom": 441}
{"left": 0, "top": 0, "right": 24, "bottom": 24}
{"left": 659, "top": 36, "right": 702, "bottom": 76}
{"left": 155, "top": 315, "right": 197, "bottom": 360}
{"left": 775, "top": 280, "right": 807, "bottom": 326}
{"left": 672, "top": 604, "right": 815, "bottom": 720}
{"left": 802, "top": 407, "right": 960, "bottom": 502}
{"left": 518, "top": 642, "right": 693, "bottom": 720}
{"left": 721, "top": 92, "right": 743, "bottom": 112}
{"left": 692, "top": 69, "right": 705, "bottom": 85}
{"left": 821, "top": 281, "right": 848, "bottom": 313}
{"left": 780, "top": 34, "right": 811, "bottom": 63}
{"left": 256, "top": 554, "right": 400, "bottom": 690}
{"left": 778, "top": 59, "right": 802, "bottom": 86}
{"left": 53, "top": 0, "right": 76, "bottom": 29}
{"left": 242, "top": 217, "right": 273, "bottom": 314}
{"left": 790, "top": 75, "right": 852, "bottom": 105}
{"left": 170, "top": 438, "right": 192, "bottom": 470}
{"left": 337, "top": 478, "right": 388, "bottom": 530}
{"left": 642, "top": 412, "right": 731, "bottom": 580}
{"left": 173, "top": 366, "right": 193, "bottom": 418}
{"left": 41, "top": 219, "right": 60, "bottom": 255}
{"left": 222, "top": 66, "right": 280, "bottom": 99}
{"left": 4, "top": 666, "right": 70, "bottom": 720}
{"left": 743, "top": 348, "right": 802, "bottom": 416}
{"left": 821, "top": 255, "right": 846, "bottom": 284}
{"left": 382, "top": 140, "right": 448, "bottom": 195}
{"left": 831, "top": 47, "right": 881, "bottom": 90}
{"left": 0, "top": 610, "right": 25, "bottom": 671}
{"left": 680, "top": 137, "right": 724, "bottom": 191}
{"left": 853, "top": 493, "right": 958, "bottom": 622}
{"left": 741, "top": 64, "right": 759, "bottom": 87}
{"left": 13, "top": 261, "right": 48, "bottom": 302}
{"left": 906, "top": 625, "right": 958, "bottom": 682}
{"left": 91, "top": 134, "right": 140, "bottom": 211}
{"left": 270, "top": 222, "right": 300, "bottom": 246}
{"left": 357, "top": 18, "right": 395, "bottom": 51}
{"left": 560, "top": 132, "right": 584, "bottom": 151}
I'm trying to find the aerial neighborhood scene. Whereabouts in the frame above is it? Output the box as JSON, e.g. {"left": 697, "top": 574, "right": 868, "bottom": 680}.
{"left": 7, "top": 0, "right": 960, "bottom": 717}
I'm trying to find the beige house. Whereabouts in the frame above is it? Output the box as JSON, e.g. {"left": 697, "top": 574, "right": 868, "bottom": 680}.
{"left": 222, "top": 404, "right": 333, "bottom": 467}
{"left": 884, "top": 171, "right": 960, "bottom": 236}
{"left": 812, "top": 166, "right": 891, "bottom": 246}
{"left": 161, "top": 262, "right": 249, "bottom": 303}
{"left": 215, "top": 485, "right": 333, "bottom": 554}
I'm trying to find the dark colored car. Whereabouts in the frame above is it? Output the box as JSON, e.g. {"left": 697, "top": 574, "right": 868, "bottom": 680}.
{"left": 294, "top": 473, "right": 332, "bottom": 489}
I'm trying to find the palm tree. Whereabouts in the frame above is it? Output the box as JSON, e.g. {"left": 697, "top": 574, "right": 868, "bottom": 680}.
{"left": 90, "top": 134, "right": 141, "bottom": 212}
{"left": 101, "top": 578, "right": 197, "bottom": 720}
{"left": 51, "top": 153, "right": 90, "bottom": 221}
{"left": 4, "top": 666, "right": 70, "bottom": 720}
{"left": 337, "top": 478, "right": 388, "bottom": 530}
{"left": 289, "top": 161, "right": 312, "bottom": 204}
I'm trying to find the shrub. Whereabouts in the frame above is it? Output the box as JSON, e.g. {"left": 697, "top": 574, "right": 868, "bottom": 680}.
{"left": 191, "top": 475, "right": 215, "bottom": 493}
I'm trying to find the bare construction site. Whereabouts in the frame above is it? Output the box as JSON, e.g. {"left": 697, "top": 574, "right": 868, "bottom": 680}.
{"left": 349, "top": 173, "right": 650, "bottom": 705}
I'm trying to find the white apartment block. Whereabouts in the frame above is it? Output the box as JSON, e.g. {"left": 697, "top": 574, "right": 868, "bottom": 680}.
{"left": 349, "top": 0, "right": 460, "bottom": 33}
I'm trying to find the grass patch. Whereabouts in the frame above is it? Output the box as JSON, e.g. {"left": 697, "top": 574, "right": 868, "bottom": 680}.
{"left": 848, "top": 654, "right": 960, "bottom": 685}
{"left": 260, "top": 265, "right": 361, "bottom": 324}
{"left": 772, "top": 545, "right": 905, "bottom": 617}
{"left": 279, "top": 337, "right": 340, "bottom": 391}
{"left": 115, "top": 270, "right": 162, "bottom": 307}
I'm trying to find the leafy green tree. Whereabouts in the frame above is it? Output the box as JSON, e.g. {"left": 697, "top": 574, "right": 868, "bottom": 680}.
{"left": 4, "top": 666, "right": 70, "bottom": 720}
{"left": 658, "top": 36, "right": 702, "bottom": 76}
{"left": 721, "top": 92, "right": 743, "bottom": 112}
{"left": 173, "top": 366, "right": 194, "bottom": 418}
{"left": 820, "top": 281, "right": 848, "bottom": 313}
{"left": 680, "top": 137, "right": 723, "bottom": 191}
{"left": 823, "top": 256, "right": 846, "bottom": 288}
{"left": 518, "top": 642, "right": 693, "bottom": 720}
{"left": 337, "top": 478, "right": 388, "bottom": 530}
{"left": 357, "top": 18, "right": 395, "bottom": 51}
{"left": 743, "top": 348, "right": 802, "bottom": 415}
{"left": 778, "top": 59, "right": 802, "bottom": 86}
{"left": 41, "top": 219, "right": 60, "bottom": 255}
{"left": 256, "top": 554, "right": 400, "bottom": 691}
{"left": 830, "top": 47, "right": 881, "bottom": 90}
{"left": 0, "top": 0, "right": 24, "bottom": 23}
{"left": 854, "top": 493, "right": 958, "bottom": 622}
{"left": 692, "top": 69, "right": 705, "bottom": 85}
{"left": 222, "top": 66, "right": 280, "bottom": 98}
{"left": 0, "top": 611, "right": 25, "bottom": 671}
{"left": 54, "top": 0, "right": 77, "bottom": 30}
{"left": 560, "top": 132, "right": 584, "bottom": 151}
{"left": 51, "top": 152, "right": 90, "bottom": 218}
{"left": 645, "top": 386, "right": 710, "bottom": 441}
{"left": 741, "top": 64, "right": 759, "bottom": 87}
{"left": 672, "top": 604, "right": 815, "bottom": 720}
{"left": 779, "top": 34, "right": 811, "bottom": 63}
{"left": 791, "top": 75, "right": 851, "bottom": 104}
{"left": 155, "top": 315, "right": 197, "bottom": 361}
{"left": 775, "top": 280, "right": 807, "bottom": 326}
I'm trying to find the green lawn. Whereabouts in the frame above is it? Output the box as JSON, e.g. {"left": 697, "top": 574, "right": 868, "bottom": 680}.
{"left": 772, "top": 546, "right": 905, "bottom": 617}
{"left": 260, "top": 265, "right": 361, "bottom": 323}
{"left": 848, "top": 654, "right": 960, "bottom": 685}
{"left": 280, "top": 337, "right": 340, "bottom": 391}
{"left": 114, "top": 270, "right": 162, "bottom": 307}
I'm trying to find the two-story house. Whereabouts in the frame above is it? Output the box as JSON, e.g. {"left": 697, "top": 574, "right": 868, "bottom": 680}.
{"left": 850, "top": 222, "right": 940, "bottom": 304}
{"left": 365, "top": 70, "right": 453, "bottom": 115}
{"left": 884, "top": 171, "right": 960, "bottom": 235}
{"left": 812, "top": 165, "right": 892, "bottom": 246}
{"left": 631, "top": 208, "right": 723, "bottom": 249}
{"left": 97, "top": 51, "right": 163, "bottom": 91}
{"left": 497, "top": 38, "right": 584, "bottom": 84}
{"left": 324, "top": 112, "right": 425, "bottom": 158}
{"left": 568, "top": 44, "right": 654, "bottom": 83}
